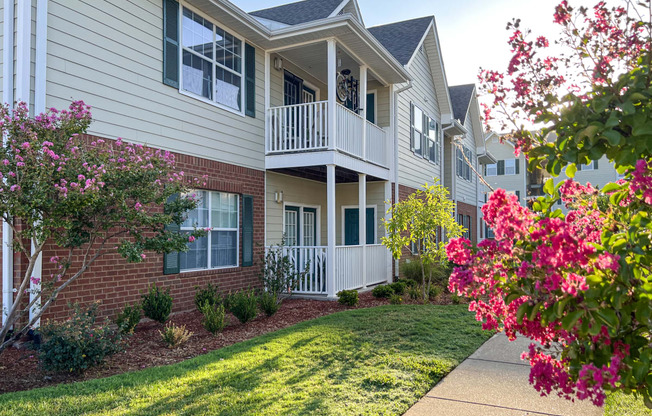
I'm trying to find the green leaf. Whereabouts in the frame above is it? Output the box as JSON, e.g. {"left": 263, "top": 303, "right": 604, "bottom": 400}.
{"left": 562, "top": 310, "right": 584, "bottom": 331}
{"left": 516, "top": 302, "right": 529, "bottom": 325}
{"left": 602, "top": 130, "right": 623, "bottom": 146}
{"left": 601, "top": 182, "right": 622, "bottom": 193}
{"left": 566, "top": 163, "right": 577, "bottom": 178}
{"left": 528, "top": 301, "right": 544, "bottom": 321}
{"left": 543, "top": 178, "right": 555, "bottom": 196}
{"left": 595, "top": 309, "right": 618, "bottom": 329}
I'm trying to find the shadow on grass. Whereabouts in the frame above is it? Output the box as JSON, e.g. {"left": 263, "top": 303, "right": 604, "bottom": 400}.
{"left": 0, "top": 305, "right": 491, "bottom": 416}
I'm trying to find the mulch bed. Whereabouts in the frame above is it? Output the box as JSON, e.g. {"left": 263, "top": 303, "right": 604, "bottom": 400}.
{"left": 0, "top": 291, "right": 460, "bottom": 394}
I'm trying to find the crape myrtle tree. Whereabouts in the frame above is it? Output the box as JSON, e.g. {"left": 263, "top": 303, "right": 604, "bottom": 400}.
{"left": 448, "top": 0, "right": 652, "bottom": 407}
{"left": 0, "top": 101, "right": 207, "bottom": 352}
{"left": 383, "top": 181, "right": 463, "bottom": 301}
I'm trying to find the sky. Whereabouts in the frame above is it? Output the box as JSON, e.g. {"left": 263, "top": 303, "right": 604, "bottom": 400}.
{"left": 237, "top": 0, "right": 580, "bottom": 87}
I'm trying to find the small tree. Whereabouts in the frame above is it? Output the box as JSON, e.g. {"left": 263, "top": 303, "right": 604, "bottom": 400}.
{"left": 260, "top": 237, "right": 310, "bottom": 301}
{"left": 0, "top": 101, "right": 206, "bottom": 352}
{"left": 382, "top": 181, "right": 463, "bottom": 302}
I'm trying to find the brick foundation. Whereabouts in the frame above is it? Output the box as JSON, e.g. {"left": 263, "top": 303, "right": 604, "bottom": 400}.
{"left": 5, "top": 135, "right": 265, "bottom": 323}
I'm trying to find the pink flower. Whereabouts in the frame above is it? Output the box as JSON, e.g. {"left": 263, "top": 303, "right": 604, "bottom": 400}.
{"left": 188, "top": 236, "right": 196, "bottom": 243}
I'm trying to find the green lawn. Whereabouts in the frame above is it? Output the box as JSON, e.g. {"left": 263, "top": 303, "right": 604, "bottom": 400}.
{"left": 0, "top": 305, "right": 490, "bottom": 416}
{"left": 606, "top": 392, "right": 652, "bottom": 416}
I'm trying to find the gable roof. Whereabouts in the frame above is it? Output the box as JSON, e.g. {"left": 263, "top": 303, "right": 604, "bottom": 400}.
{"left": 449, "top": 84, "right": 476, "bottom": 122}
{"left": 367, "top": 17, "right": 434, "bottom": 66}
{"left": 249, "top": 0, "right": 346, "bottom": 26}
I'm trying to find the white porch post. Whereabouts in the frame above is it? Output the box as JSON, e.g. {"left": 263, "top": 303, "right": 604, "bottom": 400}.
{"left": 384, "top": 180, "right": 392, "bottom": 284}
{"left": 359, "top": 65, "right": 368, "bottom": 160}
{"left": 358, "top": 173, "right": 367, "bottom": 288}
{"left": 327, "top": 39, "right": 337, "bottom": 150}
{"left": 327, "top": 164, "right": 337, "bottom": 297}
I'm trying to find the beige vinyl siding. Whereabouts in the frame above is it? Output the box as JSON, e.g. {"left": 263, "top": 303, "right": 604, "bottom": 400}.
{"left": 269, "top": 56, "right": 327, "bottom": 107}
{"left": 455, "top": 112, "right": 478, "bottom": 206}
{"left": 266, "top": 172, "right": 386, "bottom": 246}
{"left": 484, "top": 138, "right": 526, "bottom": 201}
{"left": 45, "top": 0, "right": 266, "bottom": 170}
{"left": 397, "top": 44, "right": 442, "bottom": 190}
{"left": 556, "top": 155, "right": 618, "bottom": 188}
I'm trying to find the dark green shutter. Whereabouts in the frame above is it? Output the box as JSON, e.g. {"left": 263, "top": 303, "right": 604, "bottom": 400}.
{"left": 163, "top": 221, "right": 180, "bottom": 275}
{"left": 162, "top": 0, "right": 179, "bottom": 88}
{"left": 515, "top": 159, "right": 520, "bottom": 174}
{"left": 245, "top": 43, "right": 256, "bottom": 118}
{"left": 242, "top": 195, "right": 254, "bottom": 267}
{"left": 366, "top": 93, "right": 375, "bottom": 124}
{"left": 497, "top": 160, "right": 505, "bottom": 175}
{"left": 515, "top": 190, "right": 520, "bottom": 202}
{"left": 594, "top": 160, "right": 598, "bottom": 169}
{"left": 410, "top": 103, "right": 415, "bottom": 151}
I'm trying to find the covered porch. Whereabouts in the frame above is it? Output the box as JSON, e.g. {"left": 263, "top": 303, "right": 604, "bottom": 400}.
{"left": 266, "top": 169, "right": 393, "bottom": 297}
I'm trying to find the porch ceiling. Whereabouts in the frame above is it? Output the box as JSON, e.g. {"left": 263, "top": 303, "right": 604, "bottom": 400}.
{"left": 277, "top": 43, "right": 379, "bottom": 85}
{"left": 270, "top": 166, "right": 386, "bottom": 183}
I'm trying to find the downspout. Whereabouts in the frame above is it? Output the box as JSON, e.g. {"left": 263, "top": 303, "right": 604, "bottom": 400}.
{"left": 392, "top": 81, "right": 412, "bottom": 278}
{"left": 2, "top": 0, "right": 14, "bottom": 325}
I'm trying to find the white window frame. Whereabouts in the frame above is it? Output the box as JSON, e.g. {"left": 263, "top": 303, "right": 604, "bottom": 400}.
{"left": 505, "top": 158, "right": 516, "bottom": 175}
{"left": 341, "top": 205, "right": 378, "bottom": 245}
{"left": 178, "top": 2, "right": 246, "bottom": 117}
{"left": 180, "top": 190, "right": 240, "bottom": 272}
{"left": 580, "top": 161, "right": 597, "bottom": 171}
{"left": 486, "top": 163, "right": 497, "bottom": 176}
{"left": 426, "top": 116, "right": 440, "bottom": 165}
{"left": 411, "top": 103, "right": 425, "bottom": 157}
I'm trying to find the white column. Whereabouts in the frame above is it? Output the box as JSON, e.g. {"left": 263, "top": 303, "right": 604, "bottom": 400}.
{"left": 327, "top": 39, "right": 337, "bottom": 150}
{"left": 384, "top": 180, "right": 392, "bottom": 283}
{"left": 2, "top": 0, "right": 15, "bottom": 325}
{"left": 264, "top": 52, "right": 271, "bottom": 154}
{"left": 359, "top": 65, "right": 368, "bottom": 160}
{"left": 358, "top": 173, "right": 366, "bottom": 288}
{"left": 327, "top": 164, "right": 337, "bottom": 297}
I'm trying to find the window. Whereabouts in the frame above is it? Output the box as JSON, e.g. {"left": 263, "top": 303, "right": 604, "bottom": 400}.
{"left": 486, "top": 163, "right": 497, "bottom": 176}
{"left": 411, "top": 104, "right": 424, "bottom": 156}
{"left": 180, "top": 190, "right": 239, "bottom": 270}
{"left": 426, "top": 117, "right": 440, "bottom": 164}
{"left": 181, "top": 7, "right": 244, "bottom": 112}
{"left": 579, "top": 160, "right": 598, "bottom": 171}
{"left": 505, "top": 159, "right": 516, "bottom": 175}
{"left": 457, "top": 146, "right": 473, "bottom": 181}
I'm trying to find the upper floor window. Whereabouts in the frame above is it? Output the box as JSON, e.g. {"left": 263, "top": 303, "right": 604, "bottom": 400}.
{"left": 180, "top": 190, "right": 239, "bottom": 271}
{"left": 411, "top": 104, "right": 424, "bottom": 156}
{"left": 488, "top": 159, "right": 520, "bottom": 176}
{"left": 181, "top": 7, "right": 243, "bottom": 112}
{"left": 486, "top": 163, "right": 497, "bottom": 176}
{"left": 411, "top": 103, "right": 440, "bottom": 164}
{"left": 456, "top": 146, "right": 473, "bottom": 181}
{"left": 579, "top": 160, "right": 599, "bottom": 171}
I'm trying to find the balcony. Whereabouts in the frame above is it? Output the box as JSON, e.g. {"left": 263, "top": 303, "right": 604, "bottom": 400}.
{"left": 266, "top": 101, "right": 390, "bottom": 168}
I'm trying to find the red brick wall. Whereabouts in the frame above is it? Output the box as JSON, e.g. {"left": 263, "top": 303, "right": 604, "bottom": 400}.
{"left": 6, "top": 135, "right": 265, "bottom": 323}
{"left": 457, "top": 201, "right": 478, "bottom": 245}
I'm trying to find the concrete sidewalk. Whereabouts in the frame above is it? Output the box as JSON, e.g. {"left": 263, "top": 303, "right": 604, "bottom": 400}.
{"left": 405, "top": 334, "right": 603, "bottom": 416}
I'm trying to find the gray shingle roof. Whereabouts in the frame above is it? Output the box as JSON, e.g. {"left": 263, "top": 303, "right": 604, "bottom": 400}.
{"left": 367, "top": 17, "right": 434, "bottom": 66}
{"left": 449, "top": 84, "right": 476, "bottom": 122}
{"left": 249, "top": 0, "right": 344, "bottom": 26}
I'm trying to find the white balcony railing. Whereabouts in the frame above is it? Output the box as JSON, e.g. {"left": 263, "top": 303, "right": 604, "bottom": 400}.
{"left": 268, "top": 101, "right": 329, "bottom": 153}
{"left": 335, "top": 245, "right": 363, "bottom": 292}
{"left": 267, "top": 102, "right": 389, "bottom": 168}
{"left": 366, "top": 244, "right": 389, "bottom": 286}
{"left": 267, "top": 245, "right": 327, "bottom": 295}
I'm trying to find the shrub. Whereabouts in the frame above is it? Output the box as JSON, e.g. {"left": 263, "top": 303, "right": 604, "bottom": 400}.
{"left": 371, "top": 284, "right": 394, "bottom": 298}
{"left": 258, "top": 292, "right": 280, "bottom": 317}
{"left": 389, "top": 294, "right": 403, "bottom": 305}
{"left": 230, "top": 289, "right": 258, "bottom": 324}
{"left": 390, "top": 280, "right": 407, "bottom": 295}
{"left": 337, "top": 290, "right": 359, "bottom": 307}
{"left": 400, "top": 260, "right": 426, "bottom": 284}
{"left": 407, "top": 285, "right": 420, "bottom": 300}
{"left": 194, "top": 283, "right": 221, "bottom": 312}
{"left": 39, "top": 302, "right": 122, "bottom": 373}
{"left": 141, "top": 284, "right": 173, "bottom": 324}
{"left": 451, "top": 294, "right": 461, "bottom": 305}
{"left": 400, "top": 260, "right": 452, "bottom": 288}
{"left": 159, "top": 323, "right": 192, "bottom": 348}
{"left": 429, "top": 286, "right": 443, "bottom": 300}
{"left": 260, "top": 238, "right": 310, "bottom": 297}
{"left": 114, "top": 303, "right": 141, "bottom": 334}
{"left": 200, "top": 301, "right": 228, "bottom": 335}
{"left": 222, "top": 292, "right": 235, "bottom": 312}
